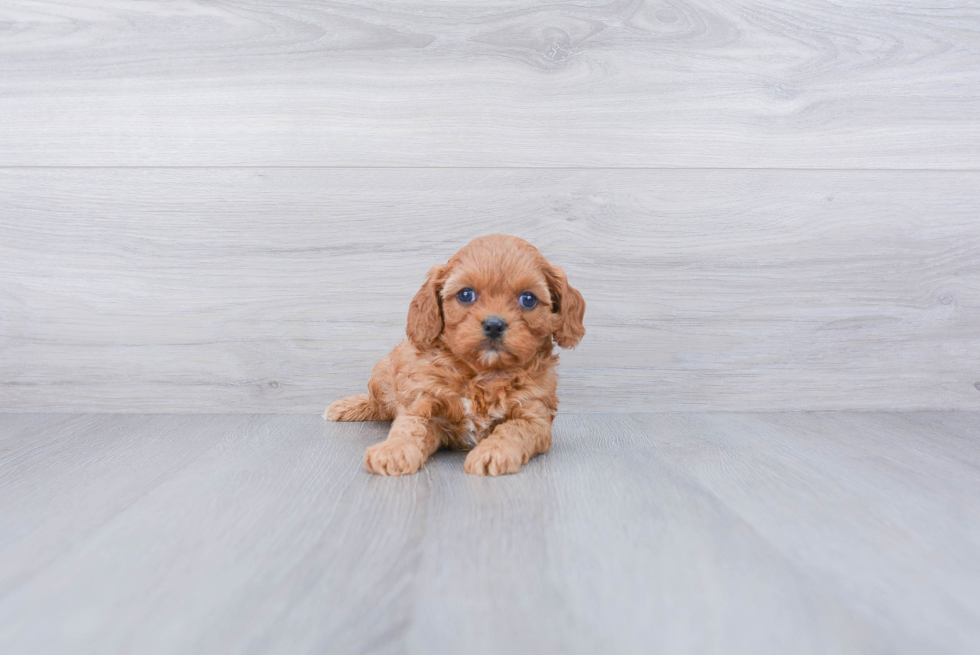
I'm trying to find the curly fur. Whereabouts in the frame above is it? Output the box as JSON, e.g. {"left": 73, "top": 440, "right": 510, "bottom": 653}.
{"left": 325, "top": 234, "right": 585, "bottom": 476}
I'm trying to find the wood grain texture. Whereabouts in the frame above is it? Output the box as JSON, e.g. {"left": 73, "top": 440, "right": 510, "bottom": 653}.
{"left": 634, "top": 412, "right": 980, "bottom": 654}
{"left": 0, "top": 413, "right": 255, "bottom": 591}
{"left": 1, "top": 1, "right": 979, "bottom": 167}
{"left": 2, "top": 168, "right": 979, "bottom": 412}
{"left": 0, "top": 412, "right": 978, "bottom": 654}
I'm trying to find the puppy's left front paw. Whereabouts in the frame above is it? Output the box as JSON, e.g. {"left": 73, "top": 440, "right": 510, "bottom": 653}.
{"left": 464, "top": 440, "right": 524, "bottom": 476}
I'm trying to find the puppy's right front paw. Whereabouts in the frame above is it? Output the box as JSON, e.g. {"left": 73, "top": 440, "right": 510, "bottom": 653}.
{"left": 364, "top": 440, "right": 425, "bottom": 476}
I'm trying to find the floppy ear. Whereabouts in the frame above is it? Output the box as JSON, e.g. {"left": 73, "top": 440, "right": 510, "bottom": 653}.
{"left": 544, "top": 264, "right": 586, "bottom": 349}
{"left": 406, "top": 265, "right": 445, "bottom": 348}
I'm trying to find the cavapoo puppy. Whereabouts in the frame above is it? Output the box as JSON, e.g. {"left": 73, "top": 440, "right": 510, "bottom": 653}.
{"left": 325, "top": 234, "right": 585, "bottom": 476}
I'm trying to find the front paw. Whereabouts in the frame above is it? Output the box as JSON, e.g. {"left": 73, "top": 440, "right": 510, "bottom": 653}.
{"left": 464, "top": 440, "right": 524, "bottom": 476}
{"left": 364, "top": 440, "right": 425, "bottom": 476}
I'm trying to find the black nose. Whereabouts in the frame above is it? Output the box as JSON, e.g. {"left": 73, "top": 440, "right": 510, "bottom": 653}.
{"left": 482, "top": 316, "right": 508, "bottom": 339}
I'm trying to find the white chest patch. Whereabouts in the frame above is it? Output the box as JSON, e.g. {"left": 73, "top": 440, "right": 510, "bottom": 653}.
{"left": 457, "top": 396, "right": 507, "bottom": 449}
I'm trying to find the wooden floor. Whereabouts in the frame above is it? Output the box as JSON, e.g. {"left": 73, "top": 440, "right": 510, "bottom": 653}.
{"left": 1, "top": 412, "right": 978, "bottom": 654}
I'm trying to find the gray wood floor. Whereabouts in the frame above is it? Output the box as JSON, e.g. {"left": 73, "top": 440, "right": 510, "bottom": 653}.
{"left": 1, "top": 412, "right": 978, "bottom": 654}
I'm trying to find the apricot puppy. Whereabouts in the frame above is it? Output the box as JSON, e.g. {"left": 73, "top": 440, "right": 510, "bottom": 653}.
{"left": 325, "top": 234, "right": 585, "bottom": 476}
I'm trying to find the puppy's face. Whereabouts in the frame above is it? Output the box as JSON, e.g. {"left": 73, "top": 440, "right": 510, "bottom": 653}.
{"left": 406, "top": 235, "right": 585, "bottom": 371}
{"left": 439, "top": 248, "right": 556, "bottom": 370}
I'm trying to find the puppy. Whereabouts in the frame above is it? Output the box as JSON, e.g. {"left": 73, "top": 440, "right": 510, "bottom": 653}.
{"left": 325, "top": 234, "right": 585, "bottom": 476}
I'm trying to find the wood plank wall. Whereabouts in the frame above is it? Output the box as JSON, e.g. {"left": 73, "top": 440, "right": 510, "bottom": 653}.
{"left": 1, "top": 1, "right": 978, "bottom": 412}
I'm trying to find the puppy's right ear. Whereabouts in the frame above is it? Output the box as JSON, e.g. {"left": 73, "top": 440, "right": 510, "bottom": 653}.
{"left": 406, "top": 265, "right": 445, "bottom": 348}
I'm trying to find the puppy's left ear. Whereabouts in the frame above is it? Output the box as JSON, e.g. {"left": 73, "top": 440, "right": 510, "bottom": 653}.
{"left": 406, "top": 265, "right": 446, "bottom": 348}
{"left": 544, "top": 264, "right": 586, "bottom": 349}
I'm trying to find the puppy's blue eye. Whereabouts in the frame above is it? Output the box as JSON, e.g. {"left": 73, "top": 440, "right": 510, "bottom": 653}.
{"left": 456, "top": 288, "right": 476, "bottom": 304}
{"left": 519, "top": 292, "right": 538, "bottom": 309}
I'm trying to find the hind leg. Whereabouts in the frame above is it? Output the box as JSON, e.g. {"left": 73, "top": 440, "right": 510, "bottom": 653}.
{"left": 324, "top": 394, "right": 387, "bottom": 421}
{"left": 324, "top": 353, "right": 397, "bottom": 422}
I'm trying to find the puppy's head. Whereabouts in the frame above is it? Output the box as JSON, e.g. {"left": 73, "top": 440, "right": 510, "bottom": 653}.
{"left": 406, "top": 234, "right": 585, "bottom": 370}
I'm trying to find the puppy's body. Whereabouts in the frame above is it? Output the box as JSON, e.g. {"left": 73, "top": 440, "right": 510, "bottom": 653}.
{"left": 330, "top": 339, "right": 558, "bottom": 451}
{"left": 326, "top": 235, "right": 584, "bottom": 476}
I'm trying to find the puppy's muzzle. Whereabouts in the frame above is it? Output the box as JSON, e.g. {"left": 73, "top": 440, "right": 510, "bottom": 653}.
{"left": 482, "top": 316, "right": 508, "bottom": 340}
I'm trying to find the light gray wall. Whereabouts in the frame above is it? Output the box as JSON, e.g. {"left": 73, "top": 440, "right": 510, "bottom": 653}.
{"left": 1, "top": 1, "right": 978, "bottom": 412}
